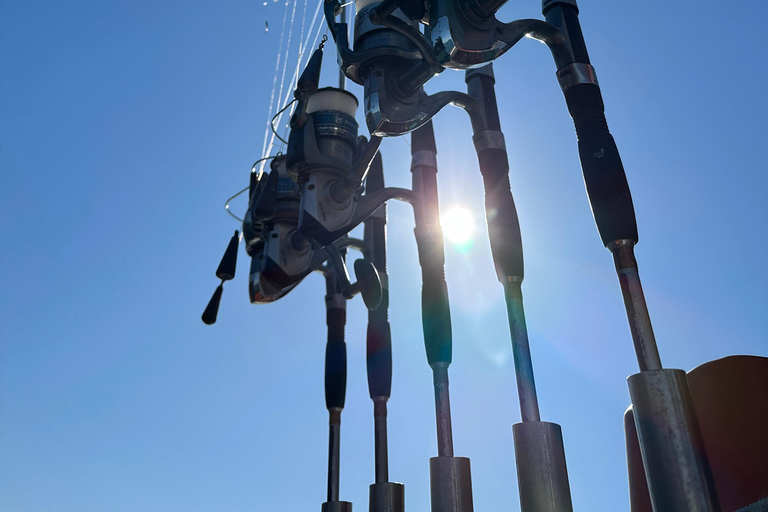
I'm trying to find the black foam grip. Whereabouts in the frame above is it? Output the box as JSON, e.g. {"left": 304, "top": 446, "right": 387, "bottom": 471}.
{"left": 325, "top": 308, "right": 347, "bottom": 410}
{"left": 366, "top": 315, "right": 392, "bottom": 398}
{"left": 420, "top": 267, "right": 452, "bottom": 366}
{"left": 475, "top": 145, "right": 525, "bottom": 281}
{"left": 564, "top": 83, "right": 638, "bottom": 246}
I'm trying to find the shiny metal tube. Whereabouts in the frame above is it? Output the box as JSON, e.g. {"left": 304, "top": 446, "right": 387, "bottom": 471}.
{"left": 429, "top": 456, "right": 474, "bottom": 512}
{"left": 628, "top": 369, "right": 720, "bottom": 512}
{"left": 513, "top": 421, "right": 573, "bottom": 512}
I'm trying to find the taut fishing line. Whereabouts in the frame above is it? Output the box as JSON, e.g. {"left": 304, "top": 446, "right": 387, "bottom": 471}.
{"left": 262, "top": 0, "right": 327, "bottom": 167}
{"left": 258, "top": 0, "right": 292, "bottom": 171}
{"left": 230, "top": 0, "right": 329, "bottom": 221}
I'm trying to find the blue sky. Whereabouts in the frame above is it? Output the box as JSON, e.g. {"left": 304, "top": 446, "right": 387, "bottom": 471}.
{"left": 1, "top": 1, "right": 766, "bottom": 511}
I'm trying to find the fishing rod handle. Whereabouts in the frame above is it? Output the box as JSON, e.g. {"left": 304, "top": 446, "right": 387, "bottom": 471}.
{"left": 411, "top": 121, "right": 453, "bottom": 367}
{"left": 367, "top": 296, "right": 392, "bottom": 398}
{"left": 545, "top": 0, "right": 639, "bottom": 248}
{"left": 365, "top": 153, "right": 393, "bottom": 400}
{"left": 417, "top": 250, "right": 453, "bottom": 366}
{"left": 561, "top": 79, "right": 638, "bottom": 247}
{"left": 325, "top": 293, "right": 348, "bottom": 411}
{"left": 466, "top": 65, "right": 524, "bottom": 282}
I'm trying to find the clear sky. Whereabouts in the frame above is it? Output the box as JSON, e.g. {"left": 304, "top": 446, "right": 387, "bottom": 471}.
{"left": 1, "top": 1, "right": 766, "bottom": 511}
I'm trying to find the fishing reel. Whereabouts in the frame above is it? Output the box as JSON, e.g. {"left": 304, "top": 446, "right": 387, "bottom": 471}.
{"left": 288, "top": 42, "right": 419, "bottom": 252}
{"left": 245, "top": 156, "right": 322, "bottom": 303}
{"left": 244, "top": 155, "right": 384, "bottom": 310}
{"left": 325, "top": 0, "right": 479, "bottom": 136}
{"left": 426, "top": 0, "right": 575, "bottom": 70}
{"left": 340, "top": 0, "right": 576, "bottom": 71}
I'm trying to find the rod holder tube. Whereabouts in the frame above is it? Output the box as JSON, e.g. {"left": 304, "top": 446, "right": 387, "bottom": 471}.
{"left": 628, "top": 369, "right": 720, "bottom": 512}
{"left": 512, "top": 421, "right": 573, "bottom": 512}
{"left": 429, "top": 457, "right": 474, "bottom": 512}
{"left": 323, "top": 501, "right": 353, "bottom": 512}
{"left": 369, "top": 482, "right": 405, "bottom": 512}
{"left": 503, "top": 281, "right": 541, "bottom": 423}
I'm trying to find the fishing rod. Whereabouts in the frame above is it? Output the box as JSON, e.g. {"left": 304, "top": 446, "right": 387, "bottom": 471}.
{"left": 198, "top": 0, "right": 755, "bottom": 510}
{"left": 204, "top": 32, "right": 421, "bottom": 511}
{"left": 321, "top": 0, "right": 720, "bottom": 509}
{"left": 410, "top": 120, "right": 474, "bottom": 512}
{"left": 364, "top": 152, "right": 406, "bottom": 512}
{"left": 322, "top": 259, "right": 352, "bottom": 512}
{"left": 319, "top": 2, "right": 578, "bottom": 509}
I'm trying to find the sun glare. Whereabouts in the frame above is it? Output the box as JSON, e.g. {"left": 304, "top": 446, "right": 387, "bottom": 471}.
{"left": 441, "top": 207, "right": 474, "bottom": 245}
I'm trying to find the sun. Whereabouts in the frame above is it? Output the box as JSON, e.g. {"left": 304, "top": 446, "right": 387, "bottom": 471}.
{"left": 441, "top": 206, "right": 475, "bottom": 245}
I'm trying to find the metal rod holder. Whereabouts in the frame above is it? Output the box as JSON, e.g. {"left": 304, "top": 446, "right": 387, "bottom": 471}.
{"left": 628, "top": 369, "right": 720, "bottom": 512}
{"left": 512, "top": 421, "right": 573, "bottom": 512}
{"left": 369, "top": 482, "right": 405, "bottom": 512}
{"left": 323, "top": 501, "right": 354, "bottom": 512}
{"left": 429, "top": 457, "right": 474, "bottom": 512}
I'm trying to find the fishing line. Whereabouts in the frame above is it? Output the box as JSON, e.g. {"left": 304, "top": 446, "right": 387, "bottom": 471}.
{"left": 259, "top": 0, "right": 304, "bottom": 172}
{"left": 264, "top": 5, "right": 328, "bottom": 160}
{"left": 259, "top": 0, "right": 292, "bottom": 171}
{"left": 271, "top": 99, "right": 296, "bottom": 145}
{"left": 224, "top": 155, "right": 280, "bottom": 222}
{"left": 277, "top": 24, "right": 328, "bottom": 142}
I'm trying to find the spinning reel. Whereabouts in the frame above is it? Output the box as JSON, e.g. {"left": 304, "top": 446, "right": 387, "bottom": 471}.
{"left": 203, "top": 154, "right": 384, "bottom": 322}
{"left": 201, "top": 48, "right": 388, "bottom": 322}
{"left": 325, "top": 0, "right": 482, "bottom": 136}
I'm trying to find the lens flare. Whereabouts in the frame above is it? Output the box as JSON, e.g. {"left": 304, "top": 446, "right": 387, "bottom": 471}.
{"left": 441, "top": 207, "right": 474, "bottom": 245}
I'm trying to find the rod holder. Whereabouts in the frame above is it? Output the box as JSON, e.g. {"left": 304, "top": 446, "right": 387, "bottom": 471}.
{"left": 429, "top": 456, "right": 474, "bottom": 512}
{"left": 369, "top": 482, "right": 405, "bottom": 512}
{"left": 323, "top": 501, "right": 353, "bottom": 512}
{"left": 512, "top": 421, "right": 573, "bottom": 512}
{"left": 628, "top": 369, "right": 720, "bottom": 512}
